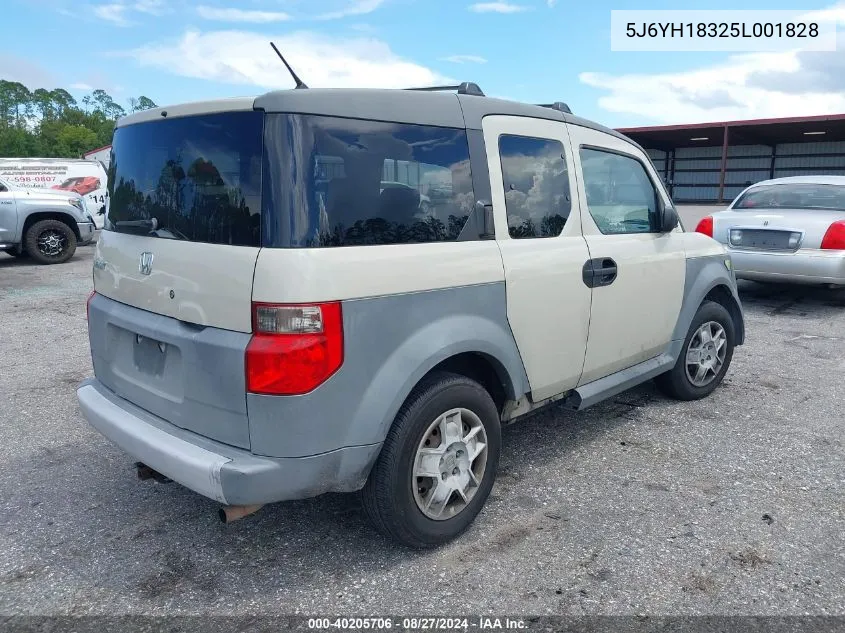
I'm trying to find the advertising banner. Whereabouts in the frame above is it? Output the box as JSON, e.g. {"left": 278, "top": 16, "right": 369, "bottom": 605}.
{"left": 0, "top": 158, "right": 109, "bottom": 228}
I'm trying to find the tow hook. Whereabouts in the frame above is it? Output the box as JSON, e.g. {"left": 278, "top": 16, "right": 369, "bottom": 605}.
{"left": 135, "top": 462, "right": 172, "bottom": 483}
{"left": 219, "top": 504, "right": 264, "bottom": 524}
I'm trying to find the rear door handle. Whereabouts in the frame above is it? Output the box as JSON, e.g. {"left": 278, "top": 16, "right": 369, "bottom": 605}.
{"left": 582, "top": 257, "right": 618, "bottom": 288}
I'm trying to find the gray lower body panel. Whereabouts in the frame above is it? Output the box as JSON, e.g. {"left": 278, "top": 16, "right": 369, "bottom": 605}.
{"left": 567, "top": 344, "right": 681, "bottom": 410}
{"left": 77, "top": 379, "right": 382, "bottom": 505}
{"left": 87, "top": 294, "right": 253, "bottom": 450}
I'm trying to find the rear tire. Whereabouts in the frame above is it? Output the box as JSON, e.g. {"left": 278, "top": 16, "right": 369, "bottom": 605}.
{"left": 362, "top": 371, "right": 501, "bottom": 549}
{"left": 655, "top": 300, "right": 735, "bottom": 401}
{"left": 24, "top": 219, "right": 77, "bottom": 265}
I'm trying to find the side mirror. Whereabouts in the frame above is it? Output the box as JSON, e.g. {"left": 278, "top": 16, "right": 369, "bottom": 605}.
{"left": 660, "top": 205, "right": 679, "bottom": 233}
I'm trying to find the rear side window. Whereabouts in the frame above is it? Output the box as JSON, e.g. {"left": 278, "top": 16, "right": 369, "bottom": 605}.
{"left": 498, "top": 134, "right": 570, "bottom": 239}
{"left": 107, "top": 111, "right": 263, "bottom": 247}
{"left": 262, "top": 114, "right": 475, "bottom": 248}
{"left": 579, "top": 147, "right": 660, "bottom": 235}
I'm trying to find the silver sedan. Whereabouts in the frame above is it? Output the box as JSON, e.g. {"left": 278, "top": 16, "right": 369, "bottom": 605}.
{"left": 696, "top": 176, "right": 845, "bottom": 288}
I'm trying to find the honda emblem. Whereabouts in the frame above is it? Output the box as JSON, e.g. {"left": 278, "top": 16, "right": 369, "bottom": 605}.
{"left": 139, "top": 252, "right": 154, "bottom": 275}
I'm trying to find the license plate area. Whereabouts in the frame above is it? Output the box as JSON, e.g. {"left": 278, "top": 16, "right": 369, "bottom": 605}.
{"left": 133, "top": 334, "right": 168, "bottom": 376}
{"left": 732, "top": 229, "right": 794, "bottom": 250}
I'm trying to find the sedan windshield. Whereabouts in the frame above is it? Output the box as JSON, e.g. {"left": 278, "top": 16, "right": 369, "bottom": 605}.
{"left": 733, "top": 183, "right": 845, "bottom": 211}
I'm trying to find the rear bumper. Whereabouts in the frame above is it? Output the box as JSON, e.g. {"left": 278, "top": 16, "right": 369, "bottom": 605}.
{"left": 729, "top": 247, "right": 845, "bottom": 285}
{"left": 76, "top": 378, "right": 381, "bottom": 505}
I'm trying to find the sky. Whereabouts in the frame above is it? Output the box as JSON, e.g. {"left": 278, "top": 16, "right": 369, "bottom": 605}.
{"left": 2, "top": 0, "right": 845, "bottom": 128}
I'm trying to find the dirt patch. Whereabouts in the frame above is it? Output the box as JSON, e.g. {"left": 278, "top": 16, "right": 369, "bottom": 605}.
{"left": 729, "top": 548, "right": 772, "bottom": 569}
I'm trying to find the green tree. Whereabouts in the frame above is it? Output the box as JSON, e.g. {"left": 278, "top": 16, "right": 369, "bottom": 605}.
{"left": 0, "top": 80, "right": 33, "bottom": 127}
{"left": 129, "top": 95, "right": 157, "bottom": 112}
{"left": 55, "top": 125, "right": 99, "bottom": 157}
{"left": 0, "top": 127, "right": 42, "bottom": 156}
{"left": 31, "top": 88, "right": 56, "bottom": 121}
{"left": 0, "top": 78, "right": 157, "bottom": 157}
{"left": 89, "top": 88, "right": 126, "bottom": 119}
{"left": 49, "top": 89, "right": 77, "bottom": 116}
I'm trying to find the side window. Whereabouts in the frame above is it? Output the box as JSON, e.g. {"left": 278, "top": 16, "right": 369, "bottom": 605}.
{"left": 498, "top": 134, "right": 570, "bottom": 239}
{"left": 579, "top": 147, "right": 661, "bottom": 235}
{"left": 262, "top": 114, "right": 476, "bottom": 248}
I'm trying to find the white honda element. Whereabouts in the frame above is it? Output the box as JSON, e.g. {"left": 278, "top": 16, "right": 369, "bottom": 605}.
{"left": 77, "top": 83, "right": 745, "bottom": 548}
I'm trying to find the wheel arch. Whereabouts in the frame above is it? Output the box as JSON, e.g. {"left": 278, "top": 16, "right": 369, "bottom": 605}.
{"left": 703, "top": 284, "right": 745, "bottom": 345}
{"left": 424, "top": 351, "right": 513, "bottom": 415}
{"left": 23, "top": 211, "right": 82, "bottom": 240}
{"left": 356, "top": 314, "right": 530, "bottom": 450}
{"left": 672, "top": 255, "right": 746, "bottom": 349}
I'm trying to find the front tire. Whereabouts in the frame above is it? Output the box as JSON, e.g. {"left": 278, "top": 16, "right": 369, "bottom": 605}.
{"left": 24, "top": 219, "right": 77, "bottom": 264}
{"left": 362, "top": 372, "right": 501, "bottom": 549}
{"left": 655, "top": 300, "right": 735, "bottom": 401}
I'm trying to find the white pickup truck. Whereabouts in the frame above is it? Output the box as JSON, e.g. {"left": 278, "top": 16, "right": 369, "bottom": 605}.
{"left": 0, "top": 177, "right": 96, "bottom": 264}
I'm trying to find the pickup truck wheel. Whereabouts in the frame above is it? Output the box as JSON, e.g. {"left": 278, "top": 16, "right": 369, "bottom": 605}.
{"left": 362, "top": 371, "right": 501, "bottom": 548}
{"left": 24, "top": 219, "right": 77, "bottom": 265}
{"left": 655, "top": 300, "right": 735, "bottom": 401}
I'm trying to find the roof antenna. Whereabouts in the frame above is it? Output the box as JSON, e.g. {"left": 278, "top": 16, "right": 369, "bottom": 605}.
{"left": 270, "top": 42, "right": 308, "bottom": 89}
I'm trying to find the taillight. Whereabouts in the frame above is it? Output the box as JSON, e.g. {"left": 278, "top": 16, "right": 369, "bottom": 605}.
{"left": 86, "top": 290, "right": 96, "bottom": 322}
{"left": 245, "top": 302, "right": 344, "bottom": 395}
{"left": 695, "top": 216, "right": 714, "bottom": 237}
{"left": 820, "top": 220, "right": 845, "bottom": 250}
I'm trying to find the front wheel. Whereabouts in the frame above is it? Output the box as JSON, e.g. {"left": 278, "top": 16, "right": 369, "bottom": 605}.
{"left": 24, "top": 219, "right": 77, "bottom": 264}
{"left": 655, "top": 300, "right": 735, "bottom": 401}
{"left": 362, "top": 372, "right": 501, "bottom": 548}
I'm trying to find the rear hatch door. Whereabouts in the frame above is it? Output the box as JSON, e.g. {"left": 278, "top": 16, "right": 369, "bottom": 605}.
{"left": 90, "top": 108, "right": 263, "bottom": 449}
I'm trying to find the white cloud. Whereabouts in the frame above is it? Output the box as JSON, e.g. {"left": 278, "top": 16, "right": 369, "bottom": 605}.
{"left": 94, "top": 4, "right": 131, "bottom": 26}
{"left": 134, "top": 0, "right": 168, "bottom": 15}
{"left": 70, "top": 82, "right": 94, "bottom": 90}
{"left": 197, "top": 6, "right": 291, "bottom": 23}
{"left": 124, "top": 30, "right": 452, "bottom": 90}
{"left": 318, "top": 0, "right": 388, "bottom": 20}
{"left": 469, "top": 2, "right": 527, "bottom": 13}
{"left": 581, "top": 3, "right": 845, "bottom": 124}
{"left": 440, "top": 55, "right": 487, "bottom": 64}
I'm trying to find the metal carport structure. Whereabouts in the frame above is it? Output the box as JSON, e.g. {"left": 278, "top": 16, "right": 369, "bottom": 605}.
{"left": 617, "top": 113, "right": 845, "bottom": 204}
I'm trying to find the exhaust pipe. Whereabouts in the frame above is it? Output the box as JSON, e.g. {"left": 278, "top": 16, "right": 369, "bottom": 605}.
{"left": 219, "top": 504, "right": 263, "bottom": 524}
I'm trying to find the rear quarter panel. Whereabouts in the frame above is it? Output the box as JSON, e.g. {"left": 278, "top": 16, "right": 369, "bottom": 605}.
{"left": 247, "top": 243, "right": 529, "bottom": 458}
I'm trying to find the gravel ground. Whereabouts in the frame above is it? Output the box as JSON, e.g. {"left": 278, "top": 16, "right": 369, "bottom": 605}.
{"left": 0, "top": 245, "right": 843, "bottom": 617}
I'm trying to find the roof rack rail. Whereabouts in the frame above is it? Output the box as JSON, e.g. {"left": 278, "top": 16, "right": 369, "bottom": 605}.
{"left": 538, "top": 102, "right": 573, "bottom": 114}
{"left": 405, "top": 82, "right": 485, "bottom": 97}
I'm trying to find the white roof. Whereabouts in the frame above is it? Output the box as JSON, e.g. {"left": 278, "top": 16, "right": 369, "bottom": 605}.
{"left": 748, "top": 175, "right": 845, "bottom": 187}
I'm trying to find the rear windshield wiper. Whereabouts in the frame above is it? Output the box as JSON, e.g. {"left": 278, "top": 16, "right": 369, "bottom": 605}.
{"left": 151, "top": 225, "right": 189, "bottom": 241}
{"left": 114, "top": 218, "right": 158, "bottom": 231}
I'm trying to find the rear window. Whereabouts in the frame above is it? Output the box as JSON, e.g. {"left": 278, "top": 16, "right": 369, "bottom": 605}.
{"left": 733, "top": 183, "right": 845, "bottom": 211}
{"left": 262, "top": 114, "right": 476, "bottom": 247}
{"left": 107, "top": 111, "right": 263, "bottom": 247}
